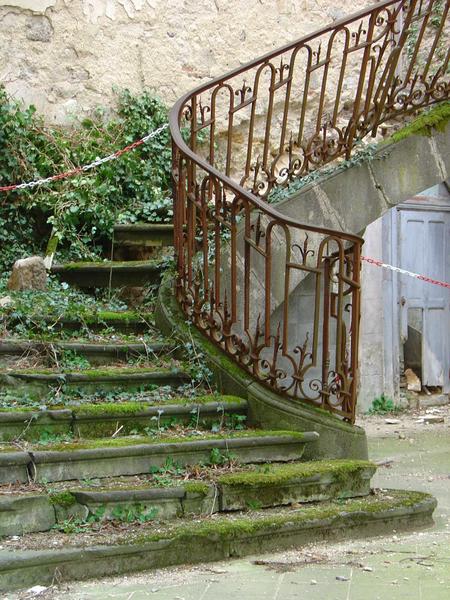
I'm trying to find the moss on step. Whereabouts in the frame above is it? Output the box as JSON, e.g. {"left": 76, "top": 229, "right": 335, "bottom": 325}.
{"left": 27, "top": 430, "right": 308, "bottom": 452}
{"left": 49, "top": 491, "right": 77, "bottom": 508}
{"left": 183, "top": 482, "right": 211, "bottom": 496}
{"left": 72, "top": 395, "right": 245, "bottom": 416}
{"left": 84, "top": 311, "right": 144, "bottom": 323}
{"left": 389, "top": 101, "right": 450, "bottom": 143}
{"left": 126, "top": 489, "right": 432, "bottom": 544}
{"left": 217, "top": 459, "right": 376, "bottom": 487}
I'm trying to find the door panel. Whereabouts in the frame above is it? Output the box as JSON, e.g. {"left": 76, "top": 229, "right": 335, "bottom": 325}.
{"left": 399, "top": 208, "right": 449, "bottom": 391}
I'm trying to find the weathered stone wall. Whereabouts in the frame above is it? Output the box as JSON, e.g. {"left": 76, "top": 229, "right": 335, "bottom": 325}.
{"left": 0, "top": 0, "right": 373, "bottom": 121}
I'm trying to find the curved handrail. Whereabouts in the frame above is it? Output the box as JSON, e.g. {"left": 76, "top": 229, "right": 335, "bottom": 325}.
{"left": 170, "top": 94, "right": 364, "bottom": 245}
{"left": 170, "top": 0, "right": 449, "bottom": 423}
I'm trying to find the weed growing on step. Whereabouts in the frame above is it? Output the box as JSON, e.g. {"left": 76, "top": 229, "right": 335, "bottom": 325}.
{"left": 59, "top": 350, "right": 91, "bottom": 370}
{"left": 368, "top": 394, "right": 404, "bottom": 415}
{"left": 53, "top": 502, "right": 158, "bottom": 533}
{"left": 149, "top": 456, "right": 186, "bottom": 486}
{"left": 225, "top": 413, "right": 247, "bottom": 431}
{"left": 37, "top": 430, "right": 74, "bottom": 446}
{"left": 110, "top": 504, "right": 158, "bottom": 524}
{"left": 208, "top": 448, "right": 237, "bottom": 467}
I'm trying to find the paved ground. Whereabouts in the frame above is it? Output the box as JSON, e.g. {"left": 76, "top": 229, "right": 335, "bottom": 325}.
{"left": 9, "top": 407, "right": 450, "bottom": 600}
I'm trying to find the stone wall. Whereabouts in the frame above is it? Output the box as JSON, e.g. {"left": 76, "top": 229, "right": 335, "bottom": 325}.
{"left": 0, "top": 0, "right": 373, "bottom": 121}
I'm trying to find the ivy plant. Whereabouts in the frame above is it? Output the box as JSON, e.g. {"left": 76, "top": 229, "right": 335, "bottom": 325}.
{"left": 0, "top": 86, "right": 173, "bottom": 270}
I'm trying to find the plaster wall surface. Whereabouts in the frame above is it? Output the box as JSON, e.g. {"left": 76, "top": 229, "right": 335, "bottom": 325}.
{"left": 0, "top": 0, "right": 373, "bottom": 121}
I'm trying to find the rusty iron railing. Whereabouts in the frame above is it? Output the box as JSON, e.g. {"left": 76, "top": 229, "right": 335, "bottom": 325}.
{"left": 169, "top": 0, "right": 449, "bottom": 423}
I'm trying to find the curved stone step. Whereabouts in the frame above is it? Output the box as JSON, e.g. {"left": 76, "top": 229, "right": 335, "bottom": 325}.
{"left": 0, "top": 459, "right": 377, "bottom": 537}
{"left": 51, "top": 260, "right": 163, "bottom": 288}
{"left": 0, "top": 339, "right": 171, "bottom": 366}
{"left": 0, "top": 396, "right": 248, "bottom": 441}
{"left": 0, "top": 490, "right": 436, "bottom": 593}
{"left": 0, "top": 430, "right": 318, "bottom": 483}
{"left": 114, "top": 223, "right": 174, "bottom": 248}
{"left": 0, "top": 367, "right": 191, "bottom": 399}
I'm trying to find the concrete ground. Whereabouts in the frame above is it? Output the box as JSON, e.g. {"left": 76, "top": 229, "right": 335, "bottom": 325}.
{"left": 9, "top": 407, "right": 450, "bottom": 600}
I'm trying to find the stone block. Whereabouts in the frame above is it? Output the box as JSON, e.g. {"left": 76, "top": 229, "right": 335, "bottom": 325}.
{"left": 73, "top": 487, "right": 185, "bottom": 521}
{"left": 0, "top": 451, "right": 30, "bottom": 484}
{"left": 7, "top": 256, "right": 47, "bottom": 291}
{"left": 218, "top": 462, "right": 375, "bottom": 511}
{"left": 0, "top": 494, "right": 55, "bottom": 536}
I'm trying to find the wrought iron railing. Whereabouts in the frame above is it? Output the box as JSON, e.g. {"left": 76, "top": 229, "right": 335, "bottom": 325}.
{"left": 169, "top": 0, "right": 449, "bottom": 423}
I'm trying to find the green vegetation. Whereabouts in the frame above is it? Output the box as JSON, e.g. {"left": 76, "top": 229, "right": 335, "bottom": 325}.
{"left": 37, "top": 430, "right": 74, "bottom": 446}
{"left": 72, "top": 396, "right": 245, "bottom": 417}
{"left": 368, "top": 394, "right": 403, "bottom": 415}
{"left": 208, "top": 447, "right": 236, "bottom": 466}
{"left": 49, "top": 491, "right": 77, "bottom": 508}
{"left": 109, "top": 503, "right": 158, "bottom": 524}
{"left": 183, "top": 481, "right": 211, "bottom": 496}
{"left": 0, "top": 385, "right": 223, "bottom": 412}
{"left": 58, "top": 350, "right": 91, "bottom": 371}
{"left": 53, "top": 501, "right": 157, "bottom": 533}
{"left": 389, "top": 101, "right": 450, "bottom": 144}
{"left": 149, "top": 456, "right": 187, "bottom": 486}
{"left": 0, "top": 86, "right": 173, "bottom": 270}
{"left": 9, "top": 366, "right": 177, "bottom": 377}
{"left": 0, "top": 273, "right": 157, "bottom": 339}
{"left": 246, "top": 499, "right": 263, "bottom": 510}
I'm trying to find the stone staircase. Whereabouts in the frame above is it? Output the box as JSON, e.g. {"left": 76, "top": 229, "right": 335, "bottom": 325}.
{"left": 0, "top": 223, "right": 436, "bottom": 592}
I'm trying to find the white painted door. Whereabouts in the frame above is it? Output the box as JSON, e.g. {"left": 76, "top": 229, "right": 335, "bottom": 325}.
{"left": 399, "top": 206, "right": 450, "bottom": 392}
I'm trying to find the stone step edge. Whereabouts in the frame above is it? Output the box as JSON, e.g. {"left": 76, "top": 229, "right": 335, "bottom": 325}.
{"left": 0, "top": 432, "right": 318, "bottom": 483}
{"left": 114, "top": 224, "right": 174, "bottom": 233}
{"left": 51, "top": 260, "right": 163, "bottom": 272}
{"left": 30, "top": 433, "right": 318, "bottom": 461}
{"left": 113, "top": 223, "right": 174, "bottom": 247}
{"left": 50, "top": 261, "right": 164, "bottom": 289}
{"left": 0, "top": 340, "right": 170, "bottom": 357}
{"left": 0, "top": 399, "right": 248, "bottom": 441}
{"left": 0, "top": 491, "right": 436, "bottom": 593}
{"left": 0, "top": 368, "right": 190, "bottom": 383}
{"left": 0, "top": 399, "right": 247, "bottom": 424}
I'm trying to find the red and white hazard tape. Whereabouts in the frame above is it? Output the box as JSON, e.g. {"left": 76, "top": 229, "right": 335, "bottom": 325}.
{"left": 0, "top": 123, "right": 169, "bottom": 193}
{"left": 362, "top": 256, "right": 450, "bottom": 290}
